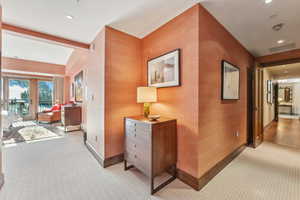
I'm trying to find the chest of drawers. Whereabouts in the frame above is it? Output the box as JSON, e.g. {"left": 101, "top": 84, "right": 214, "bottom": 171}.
{"left": 61, "top": 106, "right": 82, "bottom": 131}
{"left": 124, "top": 116, "right": 177, "bottom": 194}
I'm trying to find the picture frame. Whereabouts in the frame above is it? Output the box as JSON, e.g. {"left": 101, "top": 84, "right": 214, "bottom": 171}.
{"left": 74, "top": 71, "right": 83, "bottom": 102}
{"left": 267, "top": 80, "right": 273, "bottom": 104}
{"left": 221, "top": 60, "right": 240, "bottom": 100}
{"left": 147, "top": 49, "right": 180, "bottom": 88}
{"left": 71, "top": 83, "right": 75, "bottom": 98}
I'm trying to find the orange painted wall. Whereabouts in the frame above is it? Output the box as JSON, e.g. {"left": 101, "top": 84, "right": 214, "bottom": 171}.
{"left": 65, "top": 49, "right": 89, "bottom": 130}
{"left": 141, "top": 5, "right": 200, "bottom": 177}
{"left": 104, "top": 27, "right": 142, "bottom": 158}
{"left": 141, "top": 4, "right": 254, "bottom": 179}
{"left": 2, "top": 57, "right": 65, "bottom": 75}
{"left": 64, "top": 27, "right": 142, "bottom": 159}
{"left": 197, "top": 5, "right": 254, "bottom": 177}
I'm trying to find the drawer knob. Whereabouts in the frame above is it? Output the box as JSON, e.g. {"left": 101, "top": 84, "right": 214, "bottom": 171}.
{"left": 134, "top": 155, "right": 137, "bottom": 158}
{"left": 134, "top": 144, "right": 137, "bottom": 148}
{"left": 134, "top": 134, "right": 137, "bottom": 137}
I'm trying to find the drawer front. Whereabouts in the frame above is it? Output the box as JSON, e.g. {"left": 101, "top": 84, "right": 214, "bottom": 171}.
{"left": 124, "top": 149, "right": 151, "bottom": 177}
{"left": 125, "top": 119, "right": 151, "bottom": 176}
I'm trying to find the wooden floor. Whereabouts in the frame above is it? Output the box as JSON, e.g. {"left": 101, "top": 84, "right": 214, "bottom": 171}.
{"left": 264, "top": 118, "right": 300, "bottom": 149}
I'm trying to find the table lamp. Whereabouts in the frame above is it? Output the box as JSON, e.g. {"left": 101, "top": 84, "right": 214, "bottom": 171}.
{"left": 137, "top": 87, "right": 157, "bottom": 117}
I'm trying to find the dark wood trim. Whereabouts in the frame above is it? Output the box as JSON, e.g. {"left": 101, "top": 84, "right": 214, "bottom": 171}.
{"left": 3, "top": 23, "right": 90, "bottom": 49}
{"left": 176, "top": 168, "right": 199, "bottom": 190}
{"left": 0, "top": 173, "right": 4, "bottom": 190}
{"left": 264, "top": 119, "right": 275, "bottom": 130}
{"left": 177, "top": 144, "right": 246, "bottom": 191}
{"left": 103, "top": 154, "right": 124, "bottom": 168}
{"left": 260, "top": 58, "right": 300, "bottom": 67}
{"left": 247, "top": 67, "right": 254, "bottom": 147}
{"left": 85, "top": 141, "right": 124, "bottom": 168}
{"left": 256, "top": 49, "right": 300, "bottom": 66}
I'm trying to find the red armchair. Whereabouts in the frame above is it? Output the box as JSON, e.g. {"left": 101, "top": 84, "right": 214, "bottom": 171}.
{"left": 37, "top": 104, "right": 62, "bottom": 123}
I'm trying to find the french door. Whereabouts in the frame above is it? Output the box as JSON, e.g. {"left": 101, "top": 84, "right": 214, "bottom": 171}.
{"left": 38, "top": 80, "right": 54, "bottom": 112}
{"left": 7, "top": 78, "right": 33, "bottom": 120}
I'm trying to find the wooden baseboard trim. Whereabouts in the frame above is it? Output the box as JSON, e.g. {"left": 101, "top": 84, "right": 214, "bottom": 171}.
{"left": 0, "top": 173, "right": 4, "bottom": 190}
{"left": 176, "top": 168, "right": 199, "bottom": 190}
{"left": 85, "top": 141, "right": 105, "bottom": 167}
{"left": 85, "top": 142, "right": 123, "bottom": 168}
{"left": 264, "top": 119, "right": 275, "bottom": 130}
{"left": 177, "top": 144, "right": 246, "bottom": 191}
{"left": 103, "top": 154, "right": 124, "bottom": 168}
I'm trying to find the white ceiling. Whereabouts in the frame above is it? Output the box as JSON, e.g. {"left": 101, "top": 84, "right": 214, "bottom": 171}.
{"left": 201, "top": 0, "right": 300, "bottom": 57}
{"left": 2, "top": 32, "right": 74, "bottom": 65}
{"left": 2, "top": 0, "right": 300, "bottom": 58}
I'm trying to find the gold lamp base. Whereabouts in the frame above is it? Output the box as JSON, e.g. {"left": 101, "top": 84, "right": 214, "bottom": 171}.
{"left": 143, "top": 103, "right": 150, "bottom": 117}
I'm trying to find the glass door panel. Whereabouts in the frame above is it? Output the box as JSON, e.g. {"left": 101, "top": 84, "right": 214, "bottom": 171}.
{"left": 8, "top": 79, "right": 30, "bottom": 117}
{"left": 38, "top": 81, "right": 53, "bottom": 112}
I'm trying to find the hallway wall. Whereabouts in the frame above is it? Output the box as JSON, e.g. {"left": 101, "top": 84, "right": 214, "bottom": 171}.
{"left": 141, "top": 4, "right": 200, "bottom": 178}
{"left": 292, "top": 83, "right": 300, "bottom": 115}
{"left": 197, "top": 5, "right": 254, "bottom": 178}
{"left": 263, "top": 69, "right": 275, "bottom": 127}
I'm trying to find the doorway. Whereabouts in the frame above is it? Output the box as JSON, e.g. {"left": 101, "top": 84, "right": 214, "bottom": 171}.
{"left": 261, "top": 62, "right": 300, "bottom": 149}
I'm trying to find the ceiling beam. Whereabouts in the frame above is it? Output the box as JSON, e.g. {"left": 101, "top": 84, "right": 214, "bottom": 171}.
{"left": 256, "top": 49, "right": 300, "bottom": 66}
{"left": 2, "top": 23, "right": 90, "bottom": 49}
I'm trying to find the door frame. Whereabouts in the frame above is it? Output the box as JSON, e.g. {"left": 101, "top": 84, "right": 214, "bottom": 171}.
{"left": 248, "top": 62, "right": 264, "bottom": 148}
{"left": 250, "top": 56, "right": 300, "bottom": 148}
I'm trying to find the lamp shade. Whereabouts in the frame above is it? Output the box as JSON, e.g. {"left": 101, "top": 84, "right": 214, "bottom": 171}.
{"left": 137, "top": 87, "right": 157, "bottom": 103}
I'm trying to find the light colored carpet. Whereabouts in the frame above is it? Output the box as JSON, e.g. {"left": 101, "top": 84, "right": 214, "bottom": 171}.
{"left": 0, "top": 133, "right": 299, "bottom": 200}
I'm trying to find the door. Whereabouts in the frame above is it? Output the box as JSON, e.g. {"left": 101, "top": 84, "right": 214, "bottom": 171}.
{"left": 38, "top": 80, "right": 54, "bottom": 112}
{"left": 274, "top": 83, "right": 279, "bottom": 121}
{"left": 7, "top": 79, "right": 33, "bottom": 120}
{"left": 252, "top": 63, "right": 264, "bottom": 147}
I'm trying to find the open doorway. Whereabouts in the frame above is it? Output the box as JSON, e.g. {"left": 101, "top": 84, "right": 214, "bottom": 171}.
{"left": 0, "top": 31, "right": 74, "bottom": 145}
{"left": 262, "top": 62, "right": 300, "bottom": 149}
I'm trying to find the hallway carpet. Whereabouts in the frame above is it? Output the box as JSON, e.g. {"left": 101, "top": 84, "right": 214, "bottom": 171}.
{"left": 0, "top": 133, "right": 299, "bottom": 200}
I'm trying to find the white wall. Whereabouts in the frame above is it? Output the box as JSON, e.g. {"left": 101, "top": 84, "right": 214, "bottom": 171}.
{"left": 263, "top": 69, "right": 275, "bottom": 127}
{"left": 85, "top": 29, "right": 105, "bottom": 159}
{"left": 293, "top": 83, "right": 300, "bottom": 114}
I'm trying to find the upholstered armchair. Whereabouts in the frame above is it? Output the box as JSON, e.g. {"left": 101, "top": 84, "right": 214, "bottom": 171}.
{"left": 37, "top": 103, "right": 62, "bottom": 123}
{"left": 37, "top": 110, "right": 61, "bottom": 123}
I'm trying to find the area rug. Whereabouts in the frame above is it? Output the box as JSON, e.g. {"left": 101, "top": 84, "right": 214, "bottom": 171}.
{"left": 3, "top": 123, "right": 65, "bottom": 145}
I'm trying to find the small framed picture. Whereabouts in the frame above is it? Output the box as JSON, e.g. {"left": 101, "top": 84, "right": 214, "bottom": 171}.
{"left": 221, "top": 60, "right": 240, "bottom": 100}
{"left": 75, "top": 71, "right": 83, "bottom": 102}
{"left": 147, "top": 49, "right": 180, "bottom": 88}
{"left": 71, "top": 83, "right": 75, "bottom": 97}
{"left": 267, "top": 80, "right": 273, "bottom": 104}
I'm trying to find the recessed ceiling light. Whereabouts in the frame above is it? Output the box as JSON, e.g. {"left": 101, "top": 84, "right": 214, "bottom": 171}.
{"left": 265, "top": 0, "right": 272, "bottom": 4}
{"left": 277, "top": 40, "right": 285, "bottom": 44}
{"left": 66, "top": 15, "right": 74, "bottom": 20}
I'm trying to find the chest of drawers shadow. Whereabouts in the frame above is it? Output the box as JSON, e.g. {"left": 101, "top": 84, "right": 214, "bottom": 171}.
{"left": 124, "top": 116, "right": 177, "bottom": 194}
